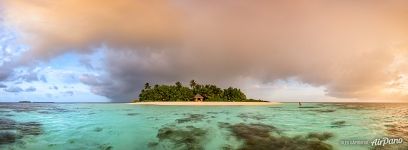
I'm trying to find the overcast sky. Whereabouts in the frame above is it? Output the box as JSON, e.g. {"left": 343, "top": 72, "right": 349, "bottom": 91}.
{"left": 0, "top": 0, "right": 407, "bottom": 102}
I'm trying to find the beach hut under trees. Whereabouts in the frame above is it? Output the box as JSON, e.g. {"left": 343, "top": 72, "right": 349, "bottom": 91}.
{"left": 194, "top": 94, "right": 204, "bottom": 102}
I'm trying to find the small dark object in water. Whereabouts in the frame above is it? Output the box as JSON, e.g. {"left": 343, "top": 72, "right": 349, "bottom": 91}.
{"left": 314, "top": 109, "right": 336, "bottom": 113}
{"left": 222, "top": 144, "right": 233, "bottom": 150}
{"left": 0, "top": 131, "right": 17, "bottom": 144}
{"left": 98, "top": 143, "right": 113, "bottom": 150}
{"left": 298, "top": 106, "right": 320, "bottom": 108}
{"left": 68, "top": 139, "right": 75, "bottom": 144}
{"left": 103, "top": 145, "right": 113, "bottom": 150}
{"left": 185, "top": 125, "right": 195, "bottom": 129}
{"left": 330, "top": 121, "right": 346, "bottom": 128}
{"left": 218, "top": 122, "right": 231, "bottom": 128}
{"left": 147, "top": 142, "right": 159, "bottom": 147}
{"left": 127, "top": 113, "right": 139, "bottom": 116}
{"left": 38, "top": 111, "right": 51, "bottom": 114}
{"left": 94, "top": 127, "right": 103, "bottom": 132}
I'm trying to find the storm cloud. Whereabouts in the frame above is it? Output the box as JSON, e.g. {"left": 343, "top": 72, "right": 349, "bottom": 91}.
{"left": 2, "top": 0, "right": 408, "bottom": 101}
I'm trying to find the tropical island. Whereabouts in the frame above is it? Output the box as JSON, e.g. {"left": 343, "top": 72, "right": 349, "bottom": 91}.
{"left": 132, "top": 80, "right": 278, "bottom": 105}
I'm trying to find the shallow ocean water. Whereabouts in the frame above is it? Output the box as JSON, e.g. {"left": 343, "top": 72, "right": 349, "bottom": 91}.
{"left": 0, "top": 103, "right": 407, "bottom": 150}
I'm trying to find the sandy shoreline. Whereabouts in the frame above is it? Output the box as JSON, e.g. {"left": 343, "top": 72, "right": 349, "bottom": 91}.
{"left": 129, "top": 101, "right": 279, "bottom": 106}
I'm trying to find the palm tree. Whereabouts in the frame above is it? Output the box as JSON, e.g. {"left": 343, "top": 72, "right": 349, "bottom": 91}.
{"left": 190, "top": 80, "right": 197, "bottom": 89}
{"left": 144, "top": 82, "right": 151, "bottom": 89}
{"left": 175, "top": 81, "right": 182, "bottom": 88}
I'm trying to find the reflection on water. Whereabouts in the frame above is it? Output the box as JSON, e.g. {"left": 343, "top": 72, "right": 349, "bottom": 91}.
{"left": 0, "top": 103, "right": 407, "bottom": 150}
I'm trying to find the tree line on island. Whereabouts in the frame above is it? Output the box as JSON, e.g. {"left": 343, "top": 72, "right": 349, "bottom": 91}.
{"left": 137, "top": 80, "right": 266, "bottom": 102}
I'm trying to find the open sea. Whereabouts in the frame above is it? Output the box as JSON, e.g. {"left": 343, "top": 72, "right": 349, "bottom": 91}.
{"left": 0, "top": 103, "right": 407, "bottom": 150}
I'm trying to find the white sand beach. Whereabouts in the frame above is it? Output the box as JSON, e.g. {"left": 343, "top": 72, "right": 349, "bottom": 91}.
{"left": 130, "top": 101, "right": 279, "bottom": 106}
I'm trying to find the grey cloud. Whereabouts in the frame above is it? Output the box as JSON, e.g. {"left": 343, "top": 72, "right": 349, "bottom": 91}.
{"left": 0, "top": 62, "right": 15, "bottom": 82}
{"left": 40, "top": 75, "right": 47, "bottom": 83}
{"left": 2, "top": 66, "right": 42, "bottom": 83}
{"left": 0, "top": 83, "right": 6, "bottom": 88}
{"left": 0, "top": 62, "right": 41, "bottom": 84}
{"left": 79, "top": 57, "right": 95, "bottom": 70}
{"left": 0, "top": 68, "right": 11, "bottom": 81}
{"left": 0, "top": 23, "right": 30, "bottom": 82}
{"left": 50, "top": 71, "right": 79, "bottom": 84}
{"left": 63, "top": 91, "right": 74, "bottom": 96}
{"left": 79, "top": 74, "right": 108, "bottom": 86}
{"left": 80, "top": 50, "right": 197, "bottom": 101}
{"left": 45, "top": 93, "right": 53, "bottom": 98}
{"left": 63, "top": 86, "right": 73, "bottom": 89}
{"left": 18, "top": 71, "right": 39, "bottom": 82}
{"left": 25, "top": 86, "right": 36, "bottom": 92}
{"left": 4, "top": 86, "right": 23, "bottom": 93}
{"left": 49, "top": 86, "right": 58, "bottom": 90}
{"left": 79, "top": 74, "right": 120, "bottom": 99}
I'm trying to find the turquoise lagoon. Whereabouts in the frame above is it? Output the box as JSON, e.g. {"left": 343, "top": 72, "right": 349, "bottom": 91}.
{"left": 0, "top": 103, "right": 407, "bottom": 150}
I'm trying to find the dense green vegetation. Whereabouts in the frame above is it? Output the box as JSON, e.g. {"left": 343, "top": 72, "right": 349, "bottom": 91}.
{"left": 138, "top": 80, "right": 263, "bottom": 102}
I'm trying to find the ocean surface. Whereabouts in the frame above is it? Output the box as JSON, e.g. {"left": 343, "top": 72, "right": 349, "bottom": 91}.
{"left": 0, "top": 103, "right": 407, "bottom": 150}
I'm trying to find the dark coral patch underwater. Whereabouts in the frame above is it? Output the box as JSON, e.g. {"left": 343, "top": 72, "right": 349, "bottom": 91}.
{"left": 0, "top": 117, "right": 43, "bottom": 146}
{"left": 225, "top": 123, "right": 334, "bottom": 150}
{"left": 153, "top": 126, "right": 208, "bottom": 150}
{"left": 237, "top": 113, "right": 267, "bottom": 121}
{"left": 176, "top": 114, "right": 206, "bottom": 123}
{"left": 152, "top": 121, "right": 335, "bottom": 150}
